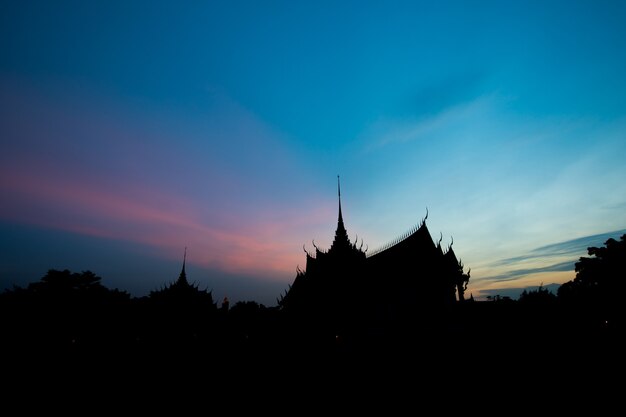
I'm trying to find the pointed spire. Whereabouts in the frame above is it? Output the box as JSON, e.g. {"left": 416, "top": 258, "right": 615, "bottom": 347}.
{"left": 177, "top": 247, "right": 189, "bottom": 286}
{"left": 337, "top": 175, "right": 344, "bottom": 229}
{"left": 330, "top": 175, "right": 350, "bottom": 252}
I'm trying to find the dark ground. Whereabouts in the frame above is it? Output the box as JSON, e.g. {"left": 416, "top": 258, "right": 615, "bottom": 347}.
{"left": 2, "top": 300, "right": 621, "bottom": 407}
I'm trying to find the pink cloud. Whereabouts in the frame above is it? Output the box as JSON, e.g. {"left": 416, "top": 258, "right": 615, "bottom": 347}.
{"left": 0, "top": 164, "right": 323, "bottom": 282}
{"left": 0, "top": 80, "right": 335, "bottom": 284}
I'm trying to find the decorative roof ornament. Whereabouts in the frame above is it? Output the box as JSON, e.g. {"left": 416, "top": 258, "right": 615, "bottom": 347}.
{"left": 176, "top": 247, "right": 189, "bottom": 286}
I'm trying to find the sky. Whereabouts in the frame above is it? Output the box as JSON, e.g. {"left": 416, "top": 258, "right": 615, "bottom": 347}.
{"left": 1, "top": 1, "right": 626, "bottom": 305}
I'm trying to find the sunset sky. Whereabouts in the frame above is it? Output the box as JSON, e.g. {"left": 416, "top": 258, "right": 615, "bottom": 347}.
{"left": 2, "top": 1, "right": 626, "bottom": 304}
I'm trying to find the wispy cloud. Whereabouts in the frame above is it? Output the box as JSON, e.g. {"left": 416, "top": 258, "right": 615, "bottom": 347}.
{"left": 364, "top": 94, "right": 495, "bottom": 149}
{"left": 494, "top": 229, "right": 626, "bottom": 267}
{"left": 354, "top": 70, "right": 504, "bottom": 154}
{"left": 0, "top": 83, "right": 327, "bottom": 282}
{"left": 478, "top": 229, "right": 626, "bottom": 283}
{"left": 603, "top": 201, "right": 626, "bottom": 211}
{"left": 0, "top": 166, "right": 317, "bottom": 280}
{"left": 407, "top": 71, "right": 486, "bottom": 118}
{"left": 480, "top": 260, "right": 576, "bottom": 282}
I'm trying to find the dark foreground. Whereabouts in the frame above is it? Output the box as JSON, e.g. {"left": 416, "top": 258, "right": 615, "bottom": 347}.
{"left": 3, "top": 301, "right": 622, "bottom": 407}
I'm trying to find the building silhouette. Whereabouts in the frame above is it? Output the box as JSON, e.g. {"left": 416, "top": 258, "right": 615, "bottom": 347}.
{"left": 146, "top": 248, "right": 217, "bottom": 342}
{"left": 279, "top": 177, "right": 470, "bottom": 331}
{"left": 149, "top": 248, "right": 215, "bottom": 304}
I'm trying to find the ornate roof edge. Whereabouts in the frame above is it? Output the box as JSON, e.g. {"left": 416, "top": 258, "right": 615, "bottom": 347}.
{"left": 366, "top": 209, "right": 430, "bottom": 258}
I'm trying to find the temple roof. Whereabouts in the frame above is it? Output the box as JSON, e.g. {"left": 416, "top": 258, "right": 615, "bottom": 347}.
{"left": 149, "top": 249, "right": 216, "bottom": 304}
{"left": 329, "top": 176, "right": 351, "bottom": 253}
{"left": 367, "top": 210, "right": 434, "bottom": 258}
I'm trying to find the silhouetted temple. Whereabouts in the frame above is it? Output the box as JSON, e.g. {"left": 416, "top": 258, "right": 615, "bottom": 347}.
{"left": 143, "top": 249, "right": 216, "bottom": 345}
{"left": 280, "top": 177, "right": 470, "bottom": 329}
{"left": 149, "top": 248, "right": 216, "bottom": 307}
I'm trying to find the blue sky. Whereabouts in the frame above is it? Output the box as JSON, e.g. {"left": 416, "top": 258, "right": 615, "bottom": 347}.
{"left": 1, "top": 1, "right": 625, "bottom": 304}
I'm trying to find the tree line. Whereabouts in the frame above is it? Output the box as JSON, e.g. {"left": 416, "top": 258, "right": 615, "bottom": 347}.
{"left": 1, "top": 234, "right": 623, "bottom": 360}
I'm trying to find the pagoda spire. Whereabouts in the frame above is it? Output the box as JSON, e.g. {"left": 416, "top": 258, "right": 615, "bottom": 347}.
{"left": 331, "top": 176, "right": 350, "bottom": 252}
{"left": 177, "top": 247, "right": 189, "bottom": 286}
{"left": 337, "top": 175, "right": 344, "bottom": 230}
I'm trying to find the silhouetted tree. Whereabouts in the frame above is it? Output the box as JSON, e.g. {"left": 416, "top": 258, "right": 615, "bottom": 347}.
{"left": 4, "top": 269, "right": 129, "bottom": 302}
{"left": 39, "top": 269, "right": 124, "bottom": 296}
{"left": 558, "top": 234, "right": 626, "bottom": 328}
{"left": 519, "top": 284, "right": 556, "bottom": 305}
{"left": 1, "top": 269, "right": 131, "bottom": 350}
{"left": 486, "top": 295, "right": 513, "bottom": 303}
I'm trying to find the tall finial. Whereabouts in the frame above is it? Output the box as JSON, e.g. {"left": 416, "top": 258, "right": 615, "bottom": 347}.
{"left": 330, "top": 175, "right": 349, "bottom": 251}
{"left": 337, "top": 175, "right": 341, "bottom": 198}
{"left": 337, "top": 175, "right": 344, "bottom": 225}
{"left": 177, "top": 246, "right": 189, "bottom": 286}
{"left": 337, "top": 175, "right": 345, "bottom": 230}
